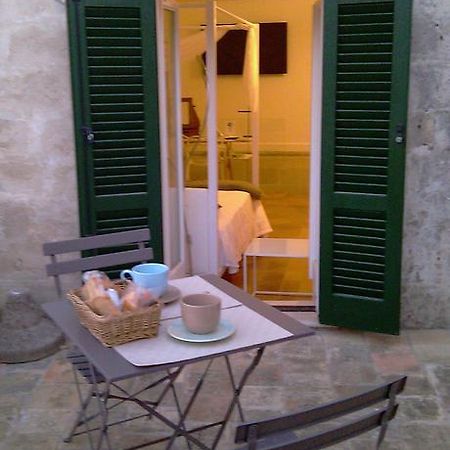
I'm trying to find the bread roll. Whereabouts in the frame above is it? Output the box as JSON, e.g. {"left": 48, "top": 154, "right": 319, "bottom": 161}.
{"left": 87, "top": 295, "right": 121, "bottom": 317}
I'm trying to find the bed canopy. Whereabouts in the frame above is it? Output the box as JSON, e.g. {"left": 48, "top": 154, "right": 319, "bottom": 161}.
{"left": 179, "top": 3, "right": 260, "bottom": 186}
{"left": 175, "top": 1, "right": 260, "bottom": 274}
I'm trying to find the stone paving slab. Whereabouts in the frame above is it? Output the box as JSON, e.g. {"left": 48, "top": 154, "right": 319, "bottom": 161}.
{"left": 1, "top": 327, "right": 450, "bottom": 449}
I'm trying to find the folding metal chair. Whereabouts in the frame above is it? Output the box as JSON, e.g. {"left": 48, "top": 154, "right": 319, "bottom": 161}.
{"left": 235, "top": 375, "right": 407, "bottom": 450}
{"left": 43, "top": 228, "right": 166, "bottom": 446}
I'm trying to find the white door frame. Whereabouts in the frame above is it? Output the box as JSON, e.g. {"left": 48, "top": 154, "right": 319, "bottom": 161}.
{"left": 156, "top": 0, "right": 186, "bottom": 278}
{"left": 309, "top": 0, "right": 324, "bottom": 309}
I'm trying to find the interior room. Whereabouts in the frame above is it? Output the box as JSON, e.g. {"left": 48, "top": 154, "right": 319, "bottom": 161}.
{"left": 176, "top": 0, "right": 316, "bottom": 305}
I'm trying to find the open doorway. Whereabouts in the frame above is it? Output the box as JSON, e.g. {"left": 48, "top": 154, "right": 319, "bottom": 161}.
{"left": 175, "top": 0, "right": 318, "bottom": 307}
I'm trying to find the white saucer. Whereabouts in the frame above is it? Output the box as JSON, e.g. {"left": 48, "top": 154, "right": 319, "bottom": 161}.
{"left": 158, "top": 285, "right": 182, "bottom": 305}
{"left": 167, "top": 319, "right": 236, "bottom": 343}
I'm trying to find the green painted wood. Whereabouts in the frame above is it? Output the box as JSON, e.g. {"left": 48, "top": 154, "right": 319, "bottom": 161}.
{"left": 66, "top": 0, "right": 163, "bottom": 261}
{"left": 320, "top": 0, "right": 412, "bottom": 334}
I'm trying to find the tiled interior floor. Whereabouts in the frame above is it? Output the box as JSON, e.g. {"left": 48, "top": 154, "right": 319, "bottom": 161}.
{"left": 1, "top": 326, "right": 450, "bottom": 449}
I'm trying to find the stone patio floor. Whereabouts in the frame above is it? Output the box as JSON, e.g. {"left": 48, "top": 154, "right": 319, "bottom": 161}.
{"left": 1, "top": 317, "right": 450, "bottom": 449}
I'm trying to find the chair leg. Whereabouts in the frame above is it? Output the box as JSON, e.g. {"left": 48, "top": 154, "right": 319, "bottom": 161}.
{"left": 64, "top": 363, "right": 96, "bottom": 449}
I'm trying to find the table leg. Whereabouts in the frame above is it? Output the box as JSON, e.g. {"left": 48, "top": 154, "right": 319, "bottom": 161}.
{"left": 210, "top": 348, "right": 265, "bottom": 449}
{"left": 167, "top": 369, "right": 194, "bottom": 450}
{"left": 165, "top": 359, "right": 215, "bottom": 449}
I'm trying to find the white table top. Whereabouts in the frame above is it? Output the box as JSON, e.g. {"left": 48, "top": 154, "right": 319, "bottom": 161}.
{"left": 43, "top": 275, "right": 314, "bottom": 382}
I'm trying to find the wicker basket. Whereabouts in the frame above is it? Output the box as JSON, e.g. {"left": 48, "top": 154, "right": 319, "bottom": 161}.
{"left": 66, "top": 281, "right": 161, "bottom": 347}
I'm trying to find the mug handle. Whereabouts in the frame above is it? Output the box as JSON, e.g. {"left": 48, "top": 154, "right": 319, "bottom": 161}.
{"left": 120, "top": 269, "right": 134, "bottom": 281}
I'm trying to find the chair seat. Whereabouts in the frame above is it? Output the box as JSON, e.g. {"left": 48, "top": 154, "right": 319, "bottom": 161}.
{"left": 66, "top": 348, "right": 105, "bottom": 384}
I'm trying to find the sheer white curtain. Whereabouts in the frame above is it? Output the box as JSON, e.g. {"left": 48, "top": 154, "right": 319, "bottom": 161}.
{"left": 243, "top": 24, "right": 260, "bottom": 185}
{"left": 179, "top": 28, "right": 227, "bottom": 60}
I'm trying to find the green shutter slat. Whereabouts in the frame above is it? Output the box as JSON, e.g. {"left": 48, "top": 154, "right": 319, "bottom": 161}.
{"left": 337, "top": 101, "right": 390, "bottom": 111}
{"left": 335, "top": 170, "right": 387, "bottom": 180}
{"left": 85, "top": 7, "right": 140, "bottom": 18}
{"left": 333, "top": 225, "right": 386, "bottom": 239}
{"left": 93, "top": 148, "right": 146, "bottom": 158}
{"left": 91, "top": 104, "right": 143, "bottom": 113}
{"left": 337, "top": 91, "right": 391, "bottom": 101}
{"left": 94, "top": 139, "right": 146, "bottom": 149}
{"left": 334, "top": 184, "right": 386, "bottom": 195}
{"left": 338, "top": 53, "right": 392, "bottom": 63}
{"left": 94, "top": 165, "right": 146, "bottom": 177}
{"left": 338, "top": 33, "right": 393, "bottom": 44}
{"left": 333, "top": 275, "right": 384, "bottom": 291}
{"left": 86, "top": 27, "right": 141, "bottom": 38}
{"left": 90, "top": 85, "right": 144, "bottom": 94}
{"left": 87, "top": 46, "right": 142, "bottom": 57}
{"left": 334, "top": 242, "right": 385, "bottom": 256}
{"left": 337, "top": 82, "right": 391, "bottom": 92}
{"left": 96, "top": 183, "right": 147, "bottom": 196}
{"left": 335, "top": 155, "right": 388, "bottom": 166}
{"left": 336, "top": 128, "right": 389, "bottom": 138}
{"left": 339, "top": 12, "right": 393, "bottom": 25}
{"left": 336, "top": 110, "right": 390, "bottom": 120}
{"left": 339, "top": 3, "right": 394, "bottom": 15}
{"left": 95, "top": 174, "right": 146, "bottom": 185}
{"left": 334, "top": 250, "right": 385, "bottom": 265}
{"left": 336, "top": 137, "right": 389, "bottom": 147}
{"left": 334, "top": 233, "right": 386, "bottom": 246}
{"left": 86, "top": 18, "right": 141, "bottom": 28}
{"left": 335, "top": 154, "right": 388, "bottom": 169}
{"left": 333, "top": 286, "right": 384, "bottom": 300}
{"left": 94, "top": 121, "right": 145, "bottom": 131}
{"left": 335, "top": 164, "right": 387, "bottom": 175}
{"left": 95, "top": 156, "right": 146, "bottom": 167}
{"left": 338, "top": 42, "right": 393, "bottom": 53}
{"left": 333, "top": 258, "right": 385, "bottom": 273}
{"left": 88, "top": 56, "right": 142, "bottom": 66}
{"left": 334, "top": 267, "right": 384, "bottom": 281}
{"left": 335, "top": 147, "right": 388, "bottom": 158}
{"left": 338, "top": 72, "right": 392, "bottom": 82}
{"left": 339, "top": 23, "right": 393, "bottom": 34}
{"left": 92, "top": 112, "right": 145, "bottom": 121}
{"left": 90, "top": 94, "right": 144, "bottom": 103}
{"left": 94, "top": 130, "right": 145, "bottom": 140}
{"left": 89, "top": 66, "right": 142, "bottom": 76}
{"left": 336, "top": 119, "right": 390, "bottom": 128}
{"left": 334, "top": 213, "right": 386, "bottom": 228}
{"left": 338, "top": 62, "right": 392, "bottom": 72}
{"left": 87, "top": 36, "right": 142, "bottom": 46}
{"left": 90, "top": 75, "right": 143, "bottom": 85}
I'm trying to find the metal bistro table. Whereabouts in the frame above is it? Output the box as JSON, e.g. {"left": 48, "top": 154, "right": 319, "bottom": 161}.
{"left": 43, "top": 275, "right": 314, "bottom": 450}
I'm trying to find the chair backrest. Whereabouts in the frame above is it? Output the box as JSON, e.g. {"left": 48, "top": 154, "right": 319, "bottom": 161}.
{"left": 235, "top": 376, "right": 407, "bottom": 450}
{"left": 43, "top": 228, "right": 153, "bottom": 297}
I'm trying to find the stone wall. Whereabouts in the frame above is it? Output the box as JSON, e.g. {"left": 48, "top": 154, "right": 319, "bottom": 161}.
{"left": 0, "top": 0, "right": 79, "bottom": 303}
{"left": 0, "top": 0, "right": 448, "bottom": 327}
{"left": 401, "top": 0, "right": 450, "bottom": 327}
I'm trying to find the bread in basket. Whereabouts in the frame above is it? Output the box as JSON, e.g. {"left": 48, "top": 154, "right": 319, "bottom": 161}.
{"left": 67, "top": 280, "right": 161, "bottom": 347}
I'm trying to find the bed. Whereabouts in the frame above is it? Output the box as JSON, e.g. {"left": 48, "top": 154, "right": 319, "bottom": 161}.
{"left": 184, "top": 188, "right": 272, "bottom": 275}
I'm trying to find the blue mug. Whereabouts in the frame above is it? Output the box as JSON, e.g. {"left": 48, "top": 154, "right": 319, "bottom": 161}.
{"left": 120, "top": 263, "right": 169, "bottom": 298}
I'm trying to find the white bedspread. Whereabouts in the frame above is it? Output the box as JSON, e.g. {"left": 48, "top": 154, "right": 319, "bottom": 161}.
{"left": 217, "top": 190, "right": 272, "bottom": 272}
{"left": 184, "top": 188, "right": 272, "bottom": 274}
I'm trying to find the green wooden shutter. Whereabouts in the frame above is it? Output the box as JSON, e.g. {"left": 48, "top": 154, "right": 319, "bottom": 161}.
{"left": 320, "top": 0, "right": 412, "bottom": 334}
{"left": 67, "top": 0, "right": 163, "bottom": 261}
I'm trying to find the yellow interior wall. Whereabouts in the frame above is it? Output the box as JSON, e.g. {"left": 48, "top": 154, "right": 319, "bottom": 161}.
{"left": 179, "top": 0, "right": 315, "bottom": 154}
